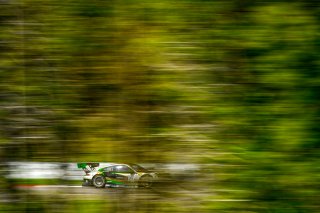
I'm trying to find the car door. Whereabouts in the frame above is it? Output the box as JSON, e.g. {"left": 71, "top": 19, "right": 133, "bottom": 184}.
{"left": 103, "top": 165, "right": 135, "bottom": 184}
{"left": 114, "top": 165, "right": 136, "bottom": 182}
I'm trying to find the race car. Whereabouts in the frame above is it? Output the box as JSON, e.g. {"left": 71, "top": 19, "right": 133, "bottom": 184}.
{"left": 77, "top": 162, "right": 157, "bottom": 188}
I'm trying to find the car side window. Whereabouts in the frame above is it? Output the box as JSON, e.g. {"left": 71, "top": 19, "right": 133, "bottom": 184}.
{"left": 103, "top": 167, "right": 113, "bottom": 172}
{"left": 115, "top": 165, "right": 134, "bottom": 173}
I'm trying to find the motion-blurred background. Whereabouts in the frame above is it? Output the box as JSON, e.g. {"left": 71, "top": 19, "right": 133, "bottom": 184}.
{"left": 0, "top": 0, "right": 319, "bottom": 212}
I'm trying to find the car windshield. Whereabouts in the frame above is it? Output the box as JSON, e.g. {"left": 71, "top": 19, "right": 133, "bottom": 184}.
{"left": 129, "top": 164, "right": 148, "bottom": 172}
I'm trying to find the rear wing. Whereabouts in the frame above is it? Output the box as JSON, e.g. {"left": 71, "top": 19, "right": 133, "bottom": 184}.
{"left": 77, "top": 163, "right": 100, "bottom": 170}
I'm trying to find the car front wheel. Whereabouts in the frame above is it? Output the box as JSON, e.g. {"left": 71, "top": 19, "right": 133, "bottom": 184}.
{"left": 139, "top": 175, "right": 153, "bottom": 188}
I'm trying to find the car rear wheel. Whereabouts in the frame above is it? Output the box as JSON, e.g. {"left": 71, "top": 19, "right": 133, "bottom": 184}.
{"left": 93, "top": 175, "right": 106, "bottom": 188}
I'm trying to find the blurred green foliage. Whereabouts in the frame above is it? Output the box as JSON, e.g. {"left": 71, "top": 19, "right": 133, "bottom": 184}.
{"left": 0, "top": 0, "right": 319, "bottom": 212}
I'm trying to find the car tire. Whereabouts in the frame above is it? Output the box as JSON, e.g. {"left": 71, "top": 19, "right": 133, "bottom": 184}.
{"left": 93, "top": 175, "right": 106, "bottom": 188}
{"left": 139, "top": 175, "right": 153, "bottom": 188}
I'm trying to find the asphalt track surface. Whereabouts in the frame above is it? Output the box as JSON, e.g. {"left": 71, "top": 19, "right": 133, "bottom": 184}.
{"left": 14, "top": 184, "right": 170, "bottom": 199}
{"left": 7, "top": 184, "right": 193, "bottom": 206}
{"left": 0, "top": 183, "right": 252, "bottom": 207}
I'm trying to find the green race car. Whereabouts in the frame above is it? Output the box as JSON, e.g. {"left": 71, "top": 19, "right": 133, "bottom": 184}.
{"left": 77, "top": 163, "right": 157, "bottom": 188}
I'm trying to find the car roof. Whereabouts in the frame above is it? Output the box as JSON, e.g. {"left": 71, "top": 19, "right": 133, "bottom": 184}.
{"left": 99, "top": 163, "right": 127, "bottom": 168}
